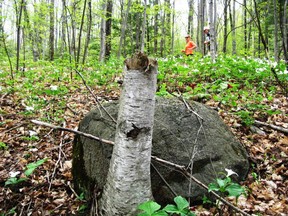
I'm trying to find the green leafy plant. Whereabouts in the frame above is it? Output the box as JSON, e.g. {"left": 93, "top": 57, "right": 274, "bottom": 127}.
{"left": 5, "top": 158, "right": 48, "bottom": 186}
{"left": 235, "top": 110, "right": 254, "bottom": 126}
{"left": 137, "top": 196, "right": 195, "bottom": 216}
{"left": 208, "top": 169, "right": 246, "bottom": 199}
{"left": 138, "top": 200, "right": 167, "bottom": 216}
{"left": 163, "top": 196, "right": 195, "bottom": 216}
{"left": 0, "top": 141, "right": 8, "bottom": 150}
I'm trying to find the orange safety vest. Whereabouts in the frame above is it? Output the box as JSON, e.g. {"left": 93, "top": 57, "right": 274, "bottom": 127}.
{"left": 185, "top": 40, "right": 197, "bottom": 55}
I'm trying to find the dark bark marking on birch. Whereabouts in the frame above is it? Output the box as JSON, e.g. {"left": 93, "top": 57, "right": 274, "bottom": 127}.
{"left": 126, "top": 123, "right": 141, "bottom": 139}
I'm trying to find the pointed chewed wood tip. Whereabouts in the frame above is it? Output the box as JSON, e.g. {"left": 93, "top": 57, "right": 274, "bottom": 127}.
{"left": 124, "top": 52, "right": 150, "bottom": 71}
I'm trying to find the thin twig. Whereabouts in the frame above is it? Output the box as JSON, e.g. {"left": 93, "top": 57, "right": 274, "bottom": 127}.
{"left": 67, "top": 181, "right": 84, "bottom": 199}
{"left": 49, "top": 122, "right": 66, "bottom": 191}
{"left": 75, "top": 69, "right": 117, "bottom": 123}
{"left": 172, "top": 92, "right": 203, "bottom": 121}
{"left": 151, "top": 162, "right": 177, "bottom": 197}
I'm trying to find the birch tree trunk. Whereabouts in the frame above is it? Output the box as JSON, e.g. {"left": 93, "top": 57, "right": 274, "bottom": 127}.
{"left": 100, "top": 53, "right": 157, "bottom": 216}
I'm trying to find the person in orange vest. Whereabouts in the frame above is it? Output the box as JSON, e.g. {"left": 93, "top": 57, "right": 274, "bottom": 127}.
{"left": 181, "top": 35, "right": 197, "bottom": 56}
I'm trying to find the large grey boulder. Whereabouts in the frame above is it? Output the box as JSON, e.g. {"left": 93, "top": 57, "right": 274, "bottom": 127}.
{"left": 72, "top": 97, "right": 249, "bottom": 205}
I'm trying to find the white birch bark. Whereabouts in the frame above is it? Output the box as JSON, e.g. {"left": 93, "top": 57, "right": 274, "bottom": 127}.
{"left": 100, "top": 53, "right": 158, "bottom": 216}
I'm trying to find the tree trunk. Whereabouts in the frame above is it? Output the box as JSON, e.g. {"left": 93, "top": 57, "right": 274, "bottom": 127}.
{"left": 23, "top": 3, "right": 37, "bottom": 62}
{"left": 153, "top": 0, "right": 159, "bottom": 54}
{"left": 99, "top": 0, "right": 106, "bottom": 62}
{"left": 165, "top": 0, "right": 171, "bottom": 55}
{"left": 223, "top": 0, "right": 228, "bottom": 53}
{"left": 209, "top": 0, "right": 216, "bottom": 61}
{"left": 0, "top": 0, "right": 13, "bottom": 78}
{"left": 253, "top": 0, "right": 269, "bottom": 58}
{"left": 15, "top": 0, "right": 25, "bottom": 72}
{"left": 284, "top": 0, "right": 288, "bottom": 59}
{"left": 76, "top": 0, "right": 87, "bottom": 65}
{"left": 280, "top": 0, "right": 288, "bottom": 68}
{"left": 71, "top": 1, "right": 77, "bottom": 64}
{"left": 105, "top": 0, "right": 113, "bottom": 60}
{"left": 198, "top": 0, "right": 205, "bottom": 55}
{"left": 100, "top": 53, "right": 157, "bottom": 215}
{"left": 188, "top": 0, "right": 194, "bottom": 36}
{"left": 118, "top": 0, "right": 132, "bottom": 58}
{"left": 243, "top": 0, "right": 247, "bottom": 57}
{"left": 171, "top": 0, "right": 175, "bottom": 54}
{"left": 62, "top": 0, "right": 73, "bottom": 66}
{"left": 140, "top": 0, "right": 147, "bottom": 52}
{"left": 232, "top": 0, "right": 236, "bottom": 55}
{"left": 82, "top": 0, "right": 92, "bottom": 64}
{"left": 273, "top": 0, "right": 278, "bottom": 62}
{"left": 49, "top": 0, "right": 55, "bottom": 61}
{"left": 160, "top": 9, "right": 165, "bottom": 57}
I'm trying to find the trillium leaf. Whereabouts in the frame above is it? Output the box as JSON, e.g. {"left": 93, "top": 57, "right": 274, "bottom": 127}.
{"left": 24, "top": 158, "right": 48, "bottom": 176}
{"left": 163, "top": 204, "right": 178, "bottom": 213}
{"left": 138, "top": 200, "right": 161, "bottom": 215}
{"left": 174, "top": 196, "right": 189, "bottom": 211}
{"left": 226, "top": 183, "right": 245, "bottom": 197}
{"left": 208, "top": 182, "right": 220, "bottom": 192}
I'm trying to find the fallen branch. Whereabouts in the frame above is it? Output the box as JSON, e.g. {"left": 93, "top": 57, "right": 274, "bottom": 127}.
{"left": 30, "top": 120, "right": 114, "bottom": 145}
{"left": 31, "top": 119, "right": 251, "bottom": 216}
{"left": 254, "top": 120, "right": 288, "bottom": 135}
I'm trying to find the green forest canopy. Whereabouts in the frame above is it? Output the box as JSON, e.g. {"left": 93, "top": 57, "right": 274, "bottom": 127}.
{"left": 0, "top": 0, "right": 287, "bottom": 69}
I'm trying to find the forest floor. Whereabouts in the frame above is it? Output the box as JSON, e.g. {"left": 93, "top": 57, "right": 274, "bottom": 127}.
{"left": 0, "top": 77, "right": 287, "bottom": 216}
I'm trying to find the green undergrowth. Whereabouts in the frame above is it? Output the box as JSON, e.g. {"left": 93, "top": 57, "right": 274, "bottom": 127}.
{"left": 0, "top": 54, "right": 287, "bottom": 126}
